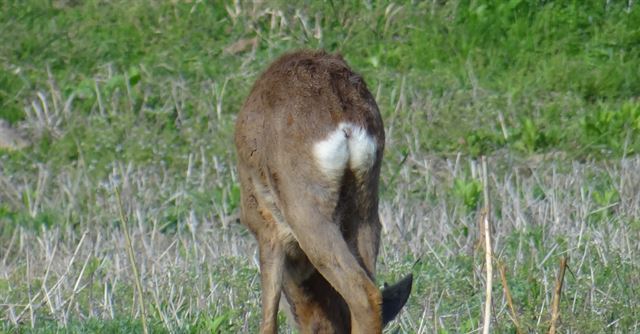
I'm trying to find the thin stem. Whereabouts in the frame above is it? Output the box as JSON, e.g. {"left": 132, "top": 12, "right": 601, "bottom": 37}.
{"left": 115, "top": 186, "right": 148, "bottom": 334}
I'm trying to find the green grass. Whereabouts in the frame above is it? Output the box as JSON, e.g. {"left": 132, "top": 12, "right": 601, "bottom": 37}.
{"left": 1, "top": 0, "right": 640, "bottom": 333}
{"left": 2, "top": 0, "right": 640, "bottom": 159}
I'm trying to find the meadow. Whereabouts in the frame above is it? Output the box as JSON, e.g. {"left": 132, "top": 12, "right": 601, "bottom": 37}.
{"left": 1, "top": 0, "right": 639, "bottom": 332}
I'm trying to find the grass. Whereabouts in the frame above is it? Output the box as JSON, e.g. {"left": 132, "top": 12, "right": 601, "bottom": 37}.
{"left": 1, "top": 0, "right": 639, "bottom": 332}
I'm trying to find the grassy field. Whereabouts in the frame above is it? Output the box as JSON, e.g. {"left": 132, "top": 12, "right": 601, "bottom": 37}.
{"left": 1, "top": 0, "right": 639, "bottom": 333}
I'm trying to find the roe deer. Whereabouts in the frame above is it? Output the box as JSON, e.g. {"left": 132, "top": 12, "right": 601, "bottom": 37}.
{"left": 234, "top": 50, "right": 412, "bottom": 334}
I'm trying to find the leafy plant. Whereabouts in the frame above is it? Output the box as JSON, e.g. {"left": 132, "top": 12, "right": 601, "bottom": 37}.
{"left": 509, "top": 117, "right": 557, "bottom": 154}
{"left": 582, "top": 102, "right": 640, "bottom": 156}
{"left": 452, "top": 177, "right": 482, "bottom": 212}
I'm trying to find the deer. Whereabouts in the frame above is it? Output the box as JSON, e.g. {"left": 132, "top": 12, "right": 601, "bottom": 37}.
{"left": 234, "top": 50, "right": 413, "bottom": 334}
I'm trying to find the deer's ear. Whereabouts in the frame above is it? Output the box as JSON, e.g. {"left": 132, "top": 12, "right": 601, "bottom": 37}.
{"left": 381, "top": 273, "right": 413, "bottom": 326}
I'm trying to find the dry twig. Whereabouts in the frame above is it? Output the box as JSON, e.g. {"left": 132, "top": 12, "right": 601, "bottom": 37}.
{"left": 548, "top": 257, "right": 568, "bottom": 334}
{"left": 498, "top": 262, "right": 523, "bottom": 334}
{"left": 115, "top": 186, "right": 149, "bottom": 334}
{"left": 481, "top": 157, "right": 493, "bottom": 334}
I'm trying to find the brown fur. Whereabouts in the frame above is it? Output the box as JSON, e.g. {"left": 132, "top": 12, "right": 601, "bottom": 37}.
{"left": 235, "top": 50, "right": 408, "bottom": 333}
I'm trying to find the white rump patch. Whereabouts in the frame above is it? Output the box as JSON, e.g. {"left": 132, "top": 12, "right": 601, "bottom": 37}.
{"left": 312, "top": 126, "right": 350, "bottom": 179}
{"left": 345, "top": 125, "right": 377, "bottom": 172}
{"left": 312, "top": 123, "right": 377, "bottom": 179}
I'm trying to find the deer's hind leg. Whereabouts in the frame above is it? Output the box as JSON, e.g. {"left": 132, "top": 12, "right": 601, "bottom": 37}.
{"left": 238, "top": 169, "right": 285, "bottom": 334}
{"left": 273, "top": 171, "right": 382, "bottom": 333}
{"left": 257, "top": 226, "right": 284, "bottom": 334}
{"left": 352, "top": 172, "right": 413, "bottom": 326}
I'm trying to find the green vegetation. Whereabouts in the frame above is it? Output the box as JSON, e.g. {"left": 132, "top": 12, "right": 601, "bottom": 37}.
{"left": 1, "top": 0, "right": 639, "bottom": 333}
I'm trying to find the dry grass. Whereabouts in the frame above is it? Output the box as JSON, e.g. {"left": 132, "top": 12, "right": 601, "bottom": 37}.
{"left": 2, "top": 113, "right": 640, "bottom": 331}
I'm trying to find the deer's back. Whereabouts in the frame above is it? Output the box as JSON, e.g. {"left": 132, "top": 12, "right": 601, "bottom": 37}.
{"left": 235, "top": 50, "right": 384, "bottom": 174}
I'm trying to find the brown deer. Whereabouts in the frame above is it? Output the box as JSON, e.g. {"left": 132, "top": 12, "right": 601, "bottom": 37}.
{"left": 234, "top": 50, "right": 412, "bottom": 334}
